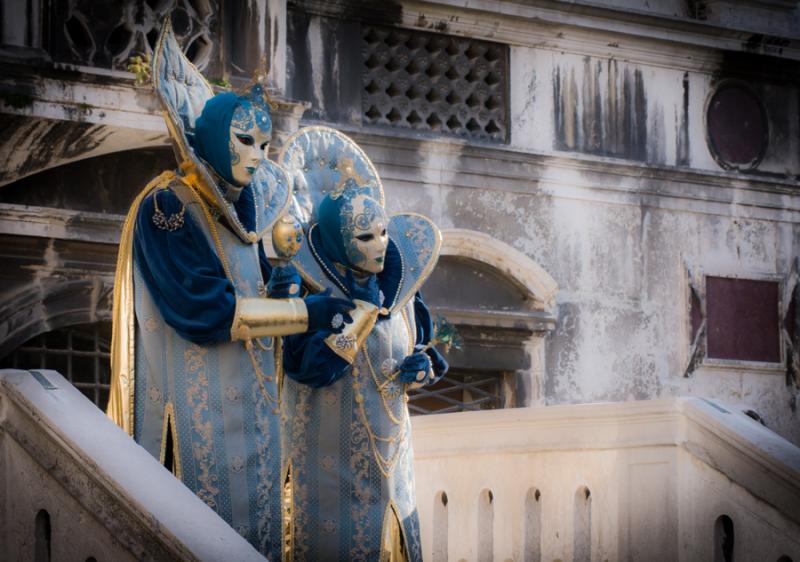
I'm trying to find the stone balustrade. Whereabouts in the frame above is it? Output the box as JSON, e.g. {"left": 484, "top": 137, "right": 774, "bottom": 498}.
{"left": 2, "top": 367, "right": 799, "bottom": 561}
{"left": 411, "top": 397, "right": 800, "bottom": 561}
{"left": 0, "top": 368, "right": 264, "bottom": 562}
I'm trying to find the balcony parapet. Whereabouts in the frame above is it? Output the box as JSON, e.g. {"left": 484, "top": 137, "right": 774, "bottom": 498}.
{"left": 0, "top": 368, "right": 265, "bottom": 561}
{"left": 411, "top": 397, "right": 800, "bottom": 561}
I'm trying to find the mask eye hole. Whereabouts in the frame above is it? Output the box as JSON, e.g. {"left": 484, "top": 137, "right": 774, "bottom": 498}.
{"left": 260, "top": 141, "right": 269, "bottom": 151}
{"left": 381, "top": 229, "right": 387, "bottom": 237}
{"left": 356, "top": 234, "right": 374, "bottom": 242}
{"left": 236, "top": 134, "right": 254, "bottom": 146}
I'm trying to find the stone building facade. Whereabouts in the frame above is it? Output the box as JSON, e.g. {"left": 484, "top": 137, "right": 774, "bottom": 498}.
{"left": 1, "top": 0, "right": 799, "bottom": 448}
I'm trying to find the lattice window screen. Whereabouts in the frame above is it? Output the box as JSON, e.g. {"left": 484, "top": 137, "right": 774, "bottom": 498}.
{"left": 52, "top": 0, "right": 218, "bottom": 70}
{"left": 0, "top": 323, "right": 112, "bottom": 410}
{"left": 408, "top": 369, "right": 504, "bottom": 415}
{"left": 362, "top": 25, "right": 508, "bottom": 142}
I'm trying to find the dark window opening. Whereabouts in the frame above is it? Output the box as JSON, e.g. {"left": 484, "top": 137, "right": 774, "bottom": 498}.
{"left": 0, "top": 322, "right": 112, "bottom": 410}
{"left": 408, "top": 368, "right": 508, "bottom": 416}
{"left": 706, "top": 276, "right": 780, "bottom": 363}
{"left": 713, "top": 515, "right": 735, "bottom": 562}
{"left": 34, "top": 509, "right": 51, "bottom": 562}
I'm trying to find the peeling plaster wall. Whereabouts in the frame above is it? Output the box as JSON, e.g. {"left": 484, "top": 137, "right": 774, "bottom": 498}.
{"left": 0, "top": 0, "right": 798, "bottom": 449}
{"left": 277, "top": 1, "right": 800, "bottom": 445}
{"left": 362, "top": 133, "right": 800, "bottom": 444}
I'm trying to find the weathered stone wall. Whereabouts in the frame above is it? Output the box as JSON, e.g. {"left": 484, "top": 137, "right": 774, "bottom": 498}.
{"left": 1, "top": 1, "right": 799, "bottom": 444}
{"left": 284, "top": 0, "right": 800, "bottom": 444}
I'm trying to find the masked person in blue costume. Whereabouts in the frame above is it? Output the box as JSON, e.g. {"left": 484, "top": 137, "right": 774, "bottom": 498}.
{"left": 274, "top": 127, "right": 448, "bottom": 561}
{"left": 107, "top": 22, "right": 353, "bottom": 560}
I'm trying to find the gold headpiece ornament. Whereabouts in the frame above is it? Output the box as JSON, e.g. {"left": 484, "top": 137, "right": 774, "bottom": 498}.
{"left": 330, "top": 157, "right": 368, "bottom": 200}
{"left": 236, "top": 55, "right": 279, "bottom": 112}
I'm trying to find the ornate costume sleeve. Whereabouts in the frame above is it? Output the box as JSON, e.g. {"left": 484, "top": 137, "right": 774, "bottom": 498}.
{"left": 282, "top": 329, "right": 351, "bottom": 388}
{"left": 134, "top": 188, "right": 237, "bottom": 344}
{"left": 414, "top": 291, "right": 449, "bottom": 383}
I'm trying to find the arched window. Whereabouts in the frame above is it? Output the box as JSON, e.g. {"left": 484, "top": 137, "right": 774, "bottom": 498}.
{"left": 410, "top": 229, "right": 557, "bottom": 415}
{"left": 34, "top": 509, "right": 51, "bottom": 562}
{"left": 0, "top": 322, "right": 111, "bottom": 410}
{"left": 713, "top": 515, "right": 735, "bottom": 562}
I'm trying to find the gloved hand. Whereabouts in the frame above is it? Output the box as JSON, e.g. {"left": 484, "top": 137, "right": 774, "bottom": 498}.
{"left": 304, "top": 288, "right": 355, "bottom": 333}
{"left": 345, "top": 269, "right": 381, "bottom": 307}
{"left": 268, "top": 264, "right": 302, "bottom": 298}
{"left": 426, "top": 345, "right": 449, "bottom": 379}
{"left": 397, "top": 351, "right": 432, "bottom": 384}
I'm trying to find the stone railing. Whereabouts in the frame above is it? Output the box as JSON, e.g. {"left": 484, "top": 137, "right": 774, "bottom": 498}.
{"left": 410, "top": 397, "right": 800, "bottom": 561}
{"left": 0, "top": 368, "right": 265, "bottom": 561}
{"left": 3, "top": 367, "right": 799, "bottom": 561}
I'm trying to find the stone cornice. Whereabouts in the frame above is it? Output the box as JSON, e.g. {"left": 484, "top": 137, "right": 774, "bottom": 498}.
{"left": 338, "top": 126, "right": 800, "bottom": 221}
{"left": 0, "top": 204, "right": 123, "bottom": 244}
{"left": 405, "top": 0, "right": 800, "bottom": 64}
{"left": 292, "top": 0, "right": 800, "bottom": 71}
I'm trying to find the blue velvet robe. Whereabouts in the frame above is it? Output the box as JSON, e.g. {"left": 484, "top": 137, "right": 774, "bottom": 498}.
{"left": 131, "top": 178, "right": 286, "bottom": 560}
{"left": 133, "top": 183, "right": 272, "bottom": 342}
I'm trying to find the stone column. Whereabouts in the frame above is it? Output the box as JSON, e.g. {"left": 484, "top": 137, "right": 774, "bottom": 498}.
{"left": 267, "top": 99, "right": 309, "bottom": 157}
{"left": 222, "top": 0, "right": 287, "bottom": 94}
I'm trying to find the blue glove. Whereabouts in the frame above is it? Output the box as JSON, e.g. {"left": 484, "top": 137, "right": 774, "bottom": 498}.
{"left": 427, "top": 345, "right": 449, "bottom": 379}
{"left": 304, "top": 288, "right": 355, "bottom": 333}
{"left": 397, "top": 351, "right": 432, "bottom": 384}
{"left": 345, "top": 269, "right": 381, "bottom": 307}
{"left": 268, "top": 264, "right": 302, "bottom": 298}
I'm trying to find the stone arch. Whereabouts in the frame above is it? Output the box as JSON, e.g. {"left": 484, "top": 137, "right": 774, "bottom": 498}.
{"left": 411, "top": 228, "right": 558, "bottom": 411}
{"left": 440, "top": 228, "right": 558, "bottom": 313}
{"left": 0, "top": 278, "right": 113, "bottom": 359}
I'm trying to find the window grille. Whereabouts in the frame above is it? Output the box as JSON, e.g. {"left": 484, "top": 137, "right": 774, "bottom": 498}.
{"left": 51, "top": 0, "right": 218, "bottom": 71}
{"left": 0, "top": 323, "right": 112, "bottom": 410}
{"left": 407, "top": 368, "right": 504, "bottom": 415}
{"left": 362, "top": 25, "right": 508, "bottom": 142}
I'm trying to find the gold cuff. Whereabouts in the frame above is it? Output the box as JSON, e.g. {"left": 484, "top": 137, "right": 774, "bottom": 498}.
{"left": 231, "top": 298, "right": 309, "bottom": 340}
{"left": 324, "top": 299, "right": 379, "bottom": 363}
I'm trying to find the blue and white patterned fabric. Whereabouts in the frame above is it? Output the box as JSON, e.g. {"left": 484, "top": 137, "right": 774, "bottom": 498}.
{"left": 279, "top": 126, "right": 442, "bottom": 561}
{"left": 133, "top": 182, "right": 285, "bottom": 558}
{"left": 128, "top": 19, "right": 292, "bottom": 560}
{"left": 281, "top": 298, "right": 424, "bottom": 561}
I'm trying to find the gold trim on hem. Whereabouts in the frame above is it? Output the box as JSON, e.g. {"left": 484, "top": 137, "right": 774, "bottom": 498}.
{"left": 282, "top": 461, "right": 294, "bottom": 562}
{"left": 379, "top": 501, "right": 408, "bottom": 562}
{"left": 159, "top": 401, "right": 183, "bottom": 479}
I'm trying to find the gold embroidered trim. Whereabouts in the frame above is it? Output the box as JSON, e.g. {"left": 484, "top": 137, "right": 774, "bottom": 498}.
{"left": 282, "top": 461, "right": 294, "bottom": 562}
{"left": 159, "top": 401, "right": 183, "bottom": 479}
{"left": 379, "top": 500, "right": 408, "bottom": 562}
